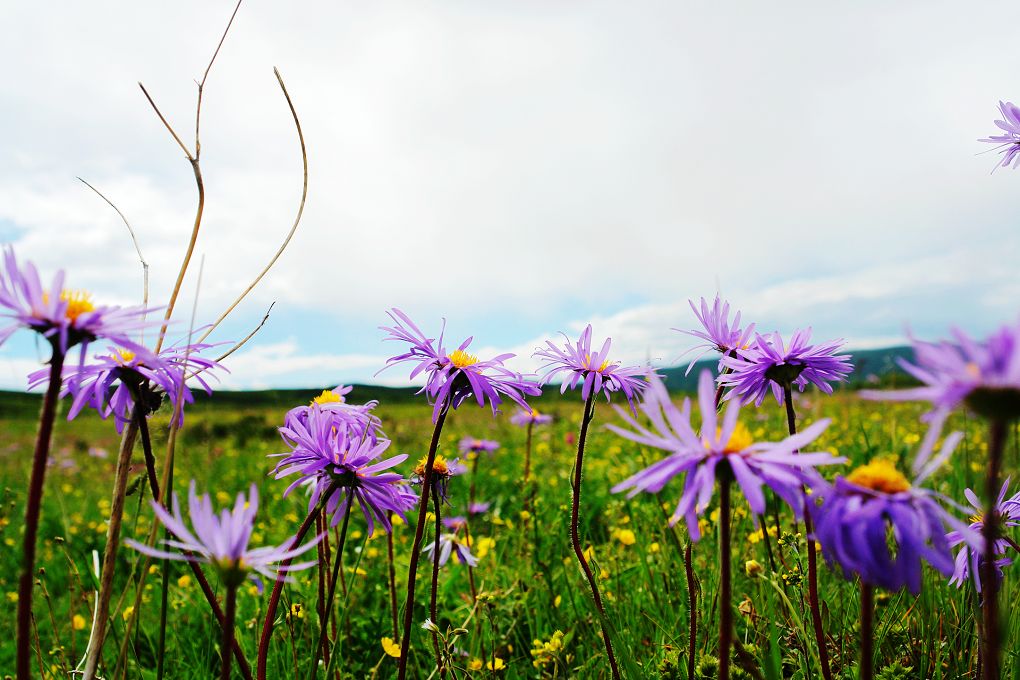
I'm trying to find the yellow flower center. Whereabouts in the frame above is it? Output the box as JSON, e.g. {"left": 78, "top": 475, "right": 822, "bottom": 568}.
{"left": 712, "top": 422, "right": 753, "bottom": 454}
{"left": 312, "top": 389, "right": 344, "bottom": 406}
{"left": 965, "top": 362, "right": 981, "bottom": 379}
{"left": 582, "top": 354, "right": 614, "bottom": 372}
{"left": 415, "top": 455, "right": 450, "bottom": 477}
{"left": 846, "top": 459, "right": 911, "bottom": 494}
{"left": 43, "top": 289, "right": 96, "bottom": 322}
{"left": 112, "top": 349, "right": 136, "bottom": 365}
{"left": 448, "top": 349, "right": 479, "bottom": 368}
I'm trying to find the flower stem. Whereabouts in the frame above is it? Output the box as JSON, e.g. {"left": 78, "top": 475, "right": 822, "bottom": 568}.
{"left": 386, "top": 513, "right": 399, "bottom": 638}
{"left": 309, "top": 494, "right": 353, "bottom": 680}
{"left": 570, "top": 392, "right": 621, "bottom": 680}
{"left": 221, "top": 584, "right": 238, "bottom": 680}
{"left": 257, "top": 481, "right": 338, "bottom": 680}
{"left": 523, "top": 420, "right": 535, "bottom": 516}
{"left": 16, "top": 348, "right": 65, "bottom": 680}
{"left": 859, "top": 582, "right": 874, "bottom": 680}
{"left": 685, "top": 540, "right": 697, "bottom": 680}
{"left": 980, "top": 418, "right": 1008, "bottom": 680}
{"left": 783, "top": 383, "right": 833, "bottom": 680}
{"left": 719, "top": 469, "right": 733, "bottom": 680}
{"left": 397, "top": 406, "right": 450, "bottom": 680}
{"left": 430, "top": 492, "right": 445, "bottom": 678}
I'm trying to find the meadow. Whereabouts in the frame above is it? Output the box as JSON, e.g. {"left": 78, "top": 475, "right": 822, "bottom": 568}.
{"left": 1, "top": 385, "right": 1014, "bottom": 679}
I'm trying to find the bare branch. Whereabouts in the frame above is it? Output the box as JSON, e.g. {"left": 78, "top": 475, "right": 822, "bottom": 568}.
{"left": 76, "top": 177, "right": 150, "bottom": 309}
{"left": 196, "top": 0, "right": 245, "bottom": 157}
{"left": 197, "top": 67, "right": 308, "bottom": 344}
{"left": 137, "top": 83, "right": 194, "bottom": 160}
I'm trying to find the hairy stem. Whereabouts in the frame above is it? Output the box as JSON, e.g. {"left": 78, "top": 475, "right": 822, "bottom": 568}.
{"left": 16, "top": 349, "right": 65, "bottom": 680}
{"left": 570, "top": 393, "right": 621, "bottom": 680}
{"left": 397, "top": 406, "right": 449, "bottom": 680}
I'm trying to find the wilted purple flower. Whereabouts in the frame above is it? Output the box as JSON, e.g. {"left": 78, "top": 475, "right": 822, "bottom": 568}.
{"left": 0, "top": 246, "right": 153, "bottom": 358}
{"left": 979, "top": 101, "right": 1020, "bottom": 171}
{"left": 811, "top": 432, "right": 981, "bottom": 593}
{"left": 609, "top": 370, "right": 843, "bottom": 540}
{"left": 283, "top": 384, "right": 382, "bottom": 441}
{"left": 380, "top": 308, "right": 540, "bottom": 422}
{"left": 126, "top": 481, "right": 321, "bottom": 591}
{"left": 31, "top": 340, "right": 224, "bottom": 433}
{"left": 422, "top": 531, "right": 478, "bottom": 568}
{"left": 272, "top": 408, "right": 417, "bottom": 535}
{"left": 676, "top": 295, "right": 755, "bottom": 374}
{"left": 534, "top": 324, "right": 647, "bottom": 412}
{"left": 948, "top": 479, "right": 1020, "bottom": 593}
{"left": 412, "top": 454, "right": 466, "bottom": 503}
{"left": 718, "top": 329, "right": 853, "bottom": 406}
{"left": 459, "top": 437, "right": 500, "bottom": 458}
{"left": 509, "top": 406, "right": 553, "bottom": 427}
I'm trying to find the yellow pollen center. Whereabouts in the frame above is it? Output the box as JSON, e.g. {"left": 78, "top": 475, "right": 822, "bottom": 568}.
{"left": 713, "top": 422, "right": 754, "bottom": 454}
{"left": 846, "top": 459, "right": 911, "bottom": 494}
{"left": 965, "top": 362, "right": 981, "bottom": 379}
{"left": 415, "top": 455, "right": 450, "bottom": 477}
{"left": 312, "top": 389, "right": 344, "bottom": 406}
{"left": 112, "top": 349, "right": 136, "bottom": 365}
{"left": 582, "top": 354, "right": 614, "bottom": 372}
{"left": 44, "top": 289, "right": 95, "bottom": 322}
{"left": 448, "top": 349, "right": 479, "bottom": 368}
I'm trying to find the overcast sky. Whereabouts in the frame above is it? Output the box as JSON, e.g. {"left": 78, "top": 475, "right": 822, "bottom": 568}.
{"left": 1, "top": 1, "right": 1018, "bottom": 389}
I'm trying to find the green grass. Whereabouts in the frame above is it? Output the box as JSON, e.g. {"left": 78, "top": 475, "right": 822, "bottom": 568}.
{"left": 0, "top": 388, "right": 1016, "bottom": 678}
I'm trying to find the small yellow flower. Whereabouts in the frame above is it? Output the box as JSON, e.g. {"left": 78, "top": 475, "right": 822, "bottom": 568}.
{"left": 745, "top": 559, "right": 764, "bottom": 578}
{"left": 468, "top": 659, "right": 483, "bottom": 671}
{"left": 122, "top": 606, "right": 134, "bottom": 621}
{"left": 554, "top": 595, "right": 562, "bottom": 608}
{"left": 486, "top": 657, "right": 506, "bottom": 671}
{"left": 290, "top": 603, "right": 304, "bottom": 619}
{"left": 615, "top": 529, "right": 636, "bottom": 546}
{"left": 177, "top": 575, "right": 192, "bottom": 588}
{"left": 6, "top": 592, "right": 19, "bottom": 603}
{"left": 382, "top": 637, "right": 401, "bottom": 658}
{"left": 148, "top": 565, "right": 159, "bottom": 575}
{"left": 649, "top": 542, "right": 660, "bottom": 553}
{"left": 72, "top": 614, "right": 87, "bottom": 631}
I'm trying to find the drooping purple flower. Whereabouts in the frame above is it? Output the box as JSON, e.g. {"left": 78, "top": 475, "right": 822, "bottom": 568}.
{"left": 676, "top": 295, "right": 755, "bottom": 375}
{"left": 379, "top": 308, "right": 540, "bottom": 422}
{"left": 509, "top": 406, "right": 553, "bottom": 427}
{"left": 272, "top": 408, "right": 417, "bottom": 535}
{"left": 0, "top": 246, "right": 153, "bottom": 359}
{"left": 422, "top": 531, "right": 478, "bottom": 568}
{"left": 860, "top": 323, "right": 1020, "bottom": 472}
{"left": 283, "top": 385, "right": 382, "bottom": 442}
{"left": 948, "top": 479, "right": 1020, "bottom": 593}
{"left": 459, "top": 437, "right": 500, "bottom": 458}
{"left": 534, "top": 324, "right": 647, "bottom": 412}
{"left": 979, "top": 101, "right": 1020, "bottom": 171}
{"left": 718, "top": 329, "right": 853, "bottom": 407}
{"left": 412, "top": 454, "right": 466, "bottom": 504}
{"left": 810, "top": 432, "right": 981, "bottom": 594}
{"left": 125, "top": 481, "right": 321, "bottom": 591}
{"left": 29, "top": 339, "right": 225, "bottom": 433}
{"left": 609, "top": 370, "right": 844, "bottom": 540}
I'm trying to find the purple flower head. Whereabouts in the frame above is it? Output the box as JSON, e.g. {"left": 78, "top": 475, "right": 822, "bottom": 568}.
{"left": 412, "top": 454, "right": 466, "bottom": 503}
{"left": 609, "top": 370, "right": 844, "bottom": 541}
{"left": 32, "top": 339, "right": 225, "bottom": 433}
{"left": 468, "top": 501, "right": 491, "bottom": 515}
{"left": 272, "top": 408, "right": 417, "bottom": 535}
{"left": 811, "top": 432, "right": 982, "bottom": 594}
{"left": 458, "top": 437, "right": 500, "bottom": 458}
{"left": 534, "top": 324, "right": 648, "bottom": 413}
{"left": 125, "top": 481, "right": 321, "bottom": 591}
{"left": 947, "top": 479, "right": 1020, "bottom": 593}
{"left": 979, "top": 101, "right": 1020, "bottom": 171}
{"left": 283, "top": 385, "right": 382, "bottom": 442}
{"left": 676, "top": 295, "right": 755, "bottom": 375}
{"left": 379, "top": 308, "right": 540, "bottom": 422}
{"left": 442, "top": 516, "right": 468, "bottom": 531}
{"left": 718, "top": 329, "right": 853, "bottom": 407}
{"left": 509, "top": 406, "right": 553, "bottom": 427}
{"left": 0, "top": 246, "right": 154, "bottom": 359}
{"left": 422, "top": 532, "right": 478, "bottom": 568}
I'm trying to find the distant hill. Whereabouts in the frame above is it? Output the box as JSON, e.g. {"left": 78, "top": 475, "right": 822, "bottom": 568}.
{"left": 0, "top": 346, "right": 919, "bottom": 411}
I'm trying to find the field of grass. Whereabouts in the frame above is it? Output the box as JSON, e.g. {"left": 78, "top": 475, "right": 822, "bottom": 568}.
{"left": 0, "top": 387, "right": 1017, "bottom": 678}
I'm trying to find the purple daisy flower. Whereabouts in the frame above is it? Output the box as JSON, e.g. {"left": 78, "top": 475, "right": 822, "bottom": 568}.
{"left": 126, "top": 481, "right": 321, "bottom": 591}
{"left": 718, "top": 329, "right": 853, "bottom": 407}
{"left": 422, "top": 531, "right": 478, "bottom": 568}
{"left": 609, "top": 370, "right": 844, "bottom": 540}
{"left": 283, "top": 384, "right": 382, "bottom": 441}
{"left": 459, "top": 437, "right": 500, "bottom": 457}
{"left": 0, "top": 246, "right": 153, "bottom": 358}
{"left": 272, "top": 408, "right": 417, "bottom": 535}
{"left": 509, "top": 406, "right": 553, "bottom": 427}
{"left": 468, "top": 501, "right": 491, "bottom": 515}
{"left": 676, "top": 295, "right": 755, "bottom": 374}
{"left": 534, "top": 324, "right": 647, "bottom": 412}
{"left": 810, "top": 432, "right": 981, "bottom": 593}
{"left": 979, "top": 101, "right": 1020, "bottom": 171}
{"left": 948, "top": 479, "right": 1020, "bottom": 593}
{"left": 30, "top": 339, "right": 225, "bottom": 433}
{"left": 380, "top": 308, "right": 540, "bottom": 422}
